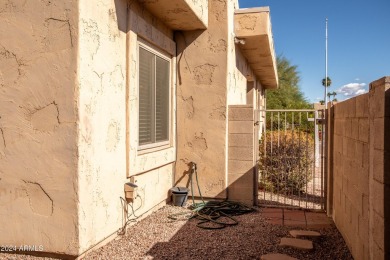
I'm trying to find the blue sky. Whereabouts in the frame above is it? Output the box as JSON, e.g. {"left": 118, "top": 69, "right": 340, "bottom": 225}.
{"left": 239, "top": 0, "right": 390, "bottom": 103}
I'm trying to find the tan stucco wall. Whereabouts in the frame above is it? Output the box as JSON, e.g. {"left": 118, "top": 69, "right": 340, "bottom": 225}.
{"left": 234, "top": 8, "right": 278, "bottom": 89}
{"left": 0, "top": 0, "right": 79, "bottom": 255}
{"left": 125, "top": 0, "right": 176, "bottom": 233}
{"left": 1, "top": 0, "right": 273, "bottom": 256}
{"left": 127, "top": 2, "right": 176, "bottom": 177}
{"left": 227, "top": 0, "right": 256, "bottom": 106}
{"left": 175, "top": 0, "right": 265, "bottom": 199}
{"left": 175, "top": 0, "right": 229, "bottom": 198}
{"left": 77, "top": 0, "right": 176, "bottom": 254}
{"left": 77, "top": 0, "right": 128, "bottom": 253}
{"left": 138, "top": 0, "right": 208, "bottom": 30}
{"left": 184, "top": 0, "right": 208, "bottom": 27}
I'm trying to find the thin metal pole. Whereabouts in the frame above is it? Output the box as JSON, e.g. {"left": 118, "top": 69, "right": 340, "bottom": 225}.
{"left": 298, "top": 112, "right": 302, "bottom": 208}
{"left": 277, "top": 112, "right": 280, "bottom": 204}
{"left": 305, "top": 112, "right": 309, "bottom": 209}
{"left": 284, "top": 112, "right": 287, "bottom": 205}
{"left": 263, "top": 112, "right": 268, "bottom": 202}
{"left": 325, "top": 18, "right": 328, "bottom": 109}
{"left": 270, "top": 112, "right": 274, "bottom": 202}
{"left": 291, "top": 112, "right": 294, "bottom": 205}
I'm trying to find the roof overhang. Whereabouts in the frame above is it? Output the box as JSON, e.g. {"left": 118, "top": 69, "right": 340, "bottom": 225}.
{"left": 137, "top": 0, "right": 208, "bottom": 30}
{"left": 234, "top": 7, "right": 278, "bottom": 89}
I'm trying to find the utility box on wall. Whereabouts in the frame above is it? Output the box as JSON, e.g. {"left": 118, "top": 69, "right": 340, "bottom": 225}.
{"left": 124, "top": 183, "right": 138, "bottom": 201}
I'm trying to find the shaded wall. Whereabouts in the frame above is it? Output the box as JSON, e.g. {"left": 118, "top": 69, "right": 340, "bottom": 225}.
{"left": 0, "top": 0, "right": 79, "bottom": 255}
{"left": 328, "top": 76, "right": 390, "bottom": 260}
{"left": 228, "top": 105, "right": 256, "bottom": 205}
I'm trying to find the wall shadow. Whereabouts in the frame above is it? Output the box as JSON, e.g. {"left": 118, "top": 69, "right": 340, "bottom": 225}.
{"left": 174, "top": 30, "right": 204, "bottom": 85}
{"left": 113, "top": 0, "right": 128, "bottom": 33}
{"left": 144, "top": 170, "right": 350, "bottom": 260}
{"left": 146, "top": 172, "right": 259, "bottom": 259}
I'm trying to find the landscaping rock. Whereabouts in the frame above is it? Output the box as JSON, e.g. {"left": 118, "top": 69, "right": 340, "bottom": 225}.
{"left": 261, "top": 253, "right": 299, "bottom": 260}
{"left": 289, "top": 230, "right": 321, "bottom": 238}
{"left": 279, "top": 237, "right": 313, "bottom": 250}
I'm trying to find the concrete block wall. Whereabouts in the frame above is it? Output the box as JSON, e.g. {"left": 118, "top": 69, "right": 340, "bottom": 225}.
{"left": 228, "top": 105, "right": 256, "bottom": 205}
{"left": 330, "top": 93, "right": 370, "bottom": 259}
{"left": 328, "top": 76, "right": 390, "bottom": 260}
{"left": 368, "top": 77, "right": 390, "bottom": 260}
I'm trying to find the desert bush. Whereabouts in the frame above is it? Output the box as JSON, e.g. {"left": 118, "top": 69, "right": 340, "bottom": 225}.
{"left": 259, "top": 130, "right": 314, "bottom": 194}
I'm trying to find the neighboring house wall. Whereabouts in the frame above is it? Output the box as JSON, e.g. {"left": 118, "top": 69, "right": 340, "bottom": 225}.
{"left": 328, "top": 76, "right": 390, "bottom": 260}
{"left": 0, "top": 0, "right": 79, "bottom": 255}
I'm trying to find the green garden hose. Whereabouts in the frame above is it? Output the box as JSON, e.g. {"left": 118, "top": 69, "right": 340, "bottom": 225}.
{"left": 169, "top": 162, "right": 255, "bottom": 229}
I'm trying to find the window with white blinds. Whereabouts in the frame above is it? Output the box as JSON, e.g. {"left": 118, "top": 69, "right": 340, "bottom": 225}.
{"left": 138, "top": 44, "right": 170, "bottom": 148}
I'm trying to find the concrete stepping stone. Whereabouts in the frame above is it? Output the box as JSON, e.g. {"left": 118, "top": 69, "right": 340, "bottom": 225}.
{"left": 261, "top": 253, "right": 298, "bottom": 260}
{"left": 279, "top": 237, "right": 313, "bottom": 250}
{"left": 261, "top": 253, "right": 299, "bottom": 260}
{"left": 289, "top": 230, "right": 321, "bottom": 238}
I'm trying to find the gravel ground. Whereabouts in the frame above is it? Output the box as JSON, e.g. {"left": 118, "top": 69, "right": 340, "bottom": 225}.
{"left": 0, "top": 205, "right": 353, "bottom": 260}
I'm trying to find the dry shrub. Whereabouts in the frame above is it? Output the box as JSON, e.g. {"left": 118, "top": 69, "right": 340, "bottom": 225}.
{"left": 259, "top": 130, "right": 314, "bottom": 194}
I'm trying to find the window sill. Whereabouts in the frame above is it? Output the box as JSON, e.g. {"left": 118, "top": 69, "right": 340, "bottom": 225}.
{"left": 129, "top": 145, "right": 176, "bottom": 176}
{"left": 137, "top": 142, "right": 172, "bottom": 156}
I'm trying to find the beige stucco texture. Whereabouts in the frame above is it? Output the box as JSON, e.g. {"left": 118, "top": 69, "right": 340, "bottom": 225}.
{"left": 0, "top": 0, "right": 79, "bottom": 255}
{"left": 234, "top": 7, "right": 278, "bottom": 89}
{"left": 77, "top": 0, "right": 128, "bottom": 254}
{"left": 138, "top": 0, "right": 208, "bottom": 30}
{"left": 175, "top": 0, "right": 273, "bottom": 200}
{"left": 1, "top": 0, "right": 208, "bottom": 256}
{"left": 175, "top": 0, "right": 230, "bottom": 199}
{"left": 0, "top": 0, "right": 278, "bottom": 257}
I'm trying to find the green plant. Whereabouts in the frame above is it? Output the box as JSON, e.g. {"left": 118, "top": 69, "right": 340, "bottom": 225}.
{"left": 322, "top": 77, "right": 332, "bottom": 87}
{"left": 266, "top": 56, "right": 311, "bottom": 110}
{"left": 265, "top": 111, "right": 315, "bottom": 135}
{"left": 259, "top": 130, "right": 314, "bottom": 194}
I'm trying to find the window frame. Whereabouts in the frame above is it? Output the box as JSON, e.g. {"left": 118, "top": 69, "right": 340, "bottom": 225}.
{"left": 137, "top": 40, "right": 172, "bottom": 152}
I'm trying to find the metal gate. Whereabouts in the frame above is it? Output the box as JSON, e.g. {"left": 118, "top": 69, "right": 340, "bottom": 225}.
{"left": 257, "top": 109, "right": 326, "bottom": 210}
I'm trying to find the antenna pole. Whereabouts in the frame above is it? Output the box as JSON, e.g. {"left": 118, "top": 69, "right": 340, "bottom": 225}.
{"left": 325, "top": 18, "right": 328, "bottom": 109}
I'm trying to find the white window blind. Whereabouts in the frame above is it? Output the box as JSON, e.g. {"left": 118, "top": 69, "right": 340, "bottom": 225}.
{"left": 138, "top": 46, "right": 170, "bottom": 147}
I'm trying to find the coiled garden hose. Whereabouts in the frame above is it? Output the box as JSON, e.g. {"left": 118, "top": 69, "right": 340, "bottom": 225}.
{"left": 169, "top": 162, "right": 255, "bottom": 229}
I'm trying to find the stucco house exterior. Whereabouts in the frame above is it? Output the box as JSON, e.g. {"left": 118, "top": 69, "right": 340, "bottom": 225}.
{"left": 0, "top": 0, "right": 277, "bottom": 257}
